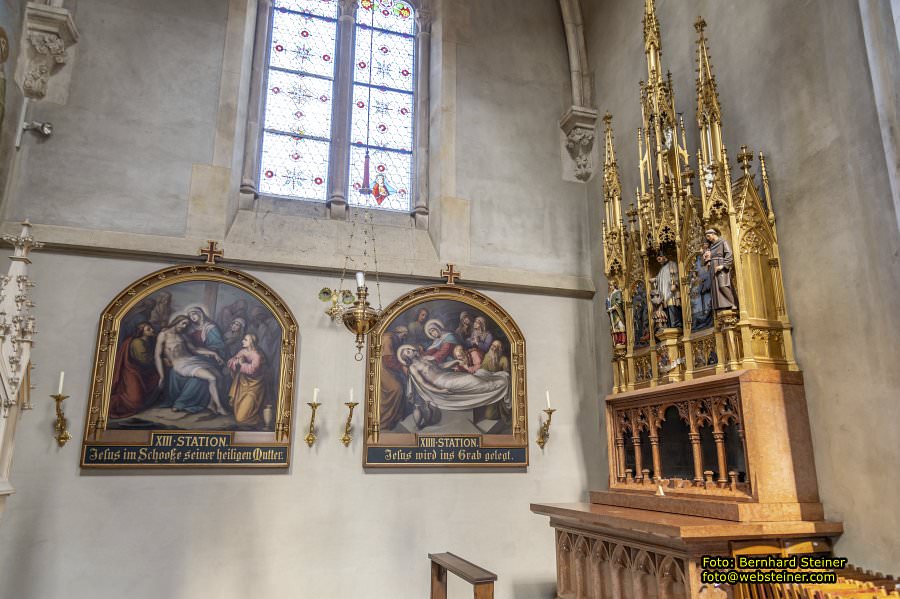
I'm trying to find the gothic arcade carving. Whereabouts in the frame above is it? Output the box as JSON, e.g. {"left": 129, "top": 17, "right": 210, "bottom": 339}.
{"left": 555, "top": 528, "right": 689, "bottom": 599}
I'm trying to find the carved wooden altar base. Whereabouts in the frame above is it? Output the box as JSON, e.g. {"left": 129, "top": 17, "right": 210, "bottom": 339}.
{"left": 530, "top": 502, "right": 842, "bottom": 599}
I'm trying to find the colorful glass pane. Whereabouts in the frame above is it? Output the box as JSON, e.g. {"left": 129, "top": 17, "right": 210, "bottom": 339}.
{"left": 270, "top": 9, "right": 338, "bottom": 79}
{"left": 350, "top": 86, "right": 413, "bottom": 152}
{"left": 347, "top": 145, "right": 412, "bottom": 211}
{"left": 353, "top": 25, "right": 415, "bottom": 92}
{"left": 259, "top": 133, "right": 330, "bottom": 201}
{"left": 261, "top": 0, "right": 337, "bottom": 202}
{"left": 350, "top": 0, "right": 415, "bottom": 211}
{"left": 274, "top": 0, "right": 337, "bottom": 20}
{"left": 264, "top": 70, "right": 333, "bottom": 138}
{"left": 358, "top": 0, "right": 415, "bottom": 35}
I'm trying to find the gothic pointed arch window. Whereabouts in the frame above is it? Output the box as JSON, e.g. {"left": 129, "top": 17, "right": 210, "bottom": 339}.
{"left": 256, "top": 0, "right": 422, "bottom": 215}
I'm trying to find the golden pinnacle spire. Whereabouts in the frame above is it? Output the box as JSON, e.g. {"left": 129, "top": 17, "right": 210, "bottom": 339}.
{"left": 695, "top": 16, "right": 721, "bottom": 126}
{"left": 634, "top": 0, "right": 688, "bottom": 252}
{"left": 603, "top": 112, "right": 623, "bottom": 227}
{"left": 643, "top": 0, "right": 661, "bottom": 54}
{"left": 695, "top": 15, "right": 725, "bottom": 168}
{"left": 643, "top": 0, "right": 662, "bottom": 79}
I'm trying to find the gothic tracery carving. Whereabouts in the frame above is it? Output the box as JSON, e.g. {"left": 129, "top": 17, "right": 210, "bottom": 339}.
{"left": 615, "top": 390, "right": 747, "bottom": 497}
{"left": 555, "top": 528, "right": 692, "bottom": 599}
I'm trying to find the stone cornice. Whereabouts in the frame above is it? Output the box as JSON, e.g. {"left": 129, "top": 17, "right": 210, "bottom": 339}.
{"left": 0, "top": 221, "right": 595, "bottom": 298}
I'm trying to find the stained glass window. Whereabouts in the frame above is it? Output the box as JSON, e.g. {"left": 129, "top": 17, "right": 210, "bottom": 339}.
{"left": 258, "top": 0, "right": 416, "bottom": 212}
{"left": 259, "top": 0, "right": 338, "bottom": 201}
{"left": 348, "top": 0, "right": 416, "bottom": 211}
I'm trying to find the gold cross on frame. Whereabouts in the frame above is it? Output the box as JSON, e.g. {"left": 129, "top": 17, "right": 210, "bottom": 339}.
{"left": 199, "top": 240, "right": 224, "bottom": 264}
{"left": 441, "top": 263, "right": 461, "bottom": 285}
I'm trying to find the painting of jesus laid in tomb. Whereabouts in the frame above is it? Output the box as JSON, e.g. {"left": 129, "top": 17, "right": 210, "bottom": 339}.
{"left": 377, "top": 299, "right": 514, "bottom": 435}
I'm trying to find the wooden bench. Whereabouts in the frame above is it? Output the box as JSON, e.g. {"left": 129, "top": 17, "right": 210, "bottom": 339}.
{"left": 428, "top": 552, "right": 497, "bottom": 599}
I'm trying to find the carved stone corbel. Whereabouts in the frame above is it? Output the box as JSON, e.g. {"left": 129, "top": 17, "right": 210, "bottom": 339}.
{"left": 17, "top": 2, "right": 78, "bottom": 100}
{"left": 560, "top": 106, "right": 599, "bottom": 181}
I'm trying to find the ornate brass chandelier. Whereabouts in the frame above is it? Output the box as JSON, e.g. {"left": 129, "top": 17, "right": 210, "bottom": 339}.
{"left": 318, "top": 208, "right": 384, "bottom": 360}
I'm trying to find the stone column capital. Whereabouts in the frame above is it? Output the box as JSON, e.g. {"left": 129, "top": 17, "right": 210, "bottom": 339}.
{"left": 415, "top": 7, "right": 432, "bottom": 33}
{"left": 338, "top": 0, "right": 358, "bottom": 19}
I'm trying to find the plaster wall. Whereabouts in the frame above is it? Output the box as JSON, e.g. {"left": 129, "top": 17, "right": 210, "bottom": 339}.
{"left": 583, "top": 0, "right": 900, "bottom": 573}
{"left": 0, "top": 252, "right": 602, "bottom": 599}
{"left": 5, "top": 0, "right": 227, "bottom": 236}
{"left": 452, "top": 0, "right": 590, "bottom": 276}
{"left": 1, "top": 0, "right": 593, "bottom": 289}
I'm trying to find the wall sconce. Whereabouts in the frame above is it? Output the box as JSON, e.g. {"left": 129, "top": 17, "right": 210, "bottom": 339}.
{"left": 305, "top": 388, "right": 321, "bottom": 448}
{"left": 536, "top": 408, "right": 556, "bottom": 449}
{"left": 341, "top": 401, "right": 358, "bottom": 447}
{"left": 51, "top": 371, "right": 71, "bottom": 446}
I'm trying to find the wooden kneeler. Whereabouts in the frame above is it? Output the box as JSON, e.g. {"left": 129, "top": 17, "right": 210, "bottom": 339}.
{"left": 428, "top": 552, "right": 497, "bottom": 599}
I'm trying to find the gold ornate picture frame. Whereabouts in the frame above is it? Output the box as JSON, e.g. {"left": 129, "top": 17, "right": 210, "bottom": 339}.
{"left": 363, "top": 283, "right": 528, "bottom": 468}
{"left": 80, "top": 263, "right": 298, "bottom": 468}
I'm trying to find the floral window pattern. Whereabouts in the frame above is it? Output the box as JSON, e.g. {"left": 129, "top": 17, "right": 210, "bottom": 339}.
{"left": 259, "top": 0, "right": 338, "bottom": 201}
{"left": 347, "top": 0, "right": 415, "bottom": 211}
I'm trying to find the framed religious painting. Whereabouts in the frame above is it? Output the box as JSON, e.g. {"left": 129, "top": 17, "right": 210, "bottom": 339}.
{"left": 363, "top": 280, "right": 528, "bottom": 468}
{"left": 80, "top": 261, "right": 298, "bottom": 468}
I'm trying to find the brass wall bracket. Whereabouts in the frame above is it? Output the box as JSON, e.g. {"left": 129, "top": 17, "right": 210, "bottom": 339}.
{"left": 51, "top": 393, "right": 72, "bottom": 447}
{"left": 305, "top": 401, "right": 321, "bottom": 448}
{"left": 536, "top": 408, "right": 556, "bottom": 449}
{"left": 341, "top": 401, "right": 359, "bottom": 447}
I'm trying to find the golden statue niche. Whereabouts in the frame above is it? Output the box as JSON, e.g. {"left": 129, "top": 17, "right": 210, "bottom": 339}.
{"left": 533, "top": 3, "right": 844, "bottom": 597}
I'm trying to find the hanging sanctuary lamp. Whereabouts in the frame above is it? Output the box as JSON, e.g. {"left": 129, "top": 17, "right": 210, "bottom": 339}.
{"left": 318, "top": 3, "right": 383, "bottom": 359}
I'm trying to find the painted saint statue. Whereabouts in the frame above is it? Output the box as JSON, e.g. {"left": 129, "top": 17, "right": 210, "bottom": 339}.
{"left": 654, "top": 253, "right": 682, "bottom": 328}
{"left": 704, "top": 228, "right": 738, "bottom": 311}
{"left": 689, "top": 250, "right": 714, "bottom": 331}
{"left": 606, "top": 282, "right": 626, "bottom": 346}
{"left": 632, "top": 282, "right": 650, "bottom": 347}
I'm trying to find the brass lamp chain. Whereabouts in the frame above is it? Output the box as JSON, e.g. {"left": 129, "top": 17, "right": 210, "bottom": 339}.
{"left": 368, "top": 209, "right": 383, "bottom": 310}
{"left": 338, "top": 205, "right": 362, "bottom": 294}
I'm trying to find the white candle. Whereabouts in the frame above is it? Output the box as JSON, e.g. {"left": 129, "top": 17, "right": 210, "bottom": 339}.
{"left": 57, "top": 371, "right": 65, "bottom": 395}
{"left": 313, "top": 387, "right": 319, "bottom": 404}
{"left": 355, "top": 271, "right": 366, "bottom": 288}
{"left": 545, "top": 389, "right": 551, "bottom": 409}
{"left": 349, "top": 388, "right": 354, "bottom": 403}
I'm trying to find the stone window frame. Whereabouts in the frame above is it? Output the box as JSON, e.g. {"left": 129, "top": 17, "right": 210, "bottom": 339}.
{"left": 239, "top": 0, "right": 431, "bottom": 228}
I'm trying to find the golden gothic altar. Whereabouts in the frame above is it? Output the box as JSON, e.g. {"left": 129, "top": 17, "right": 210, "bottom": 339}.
{"left": 532, "top": 3, "right": 842, "bottom": 597}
